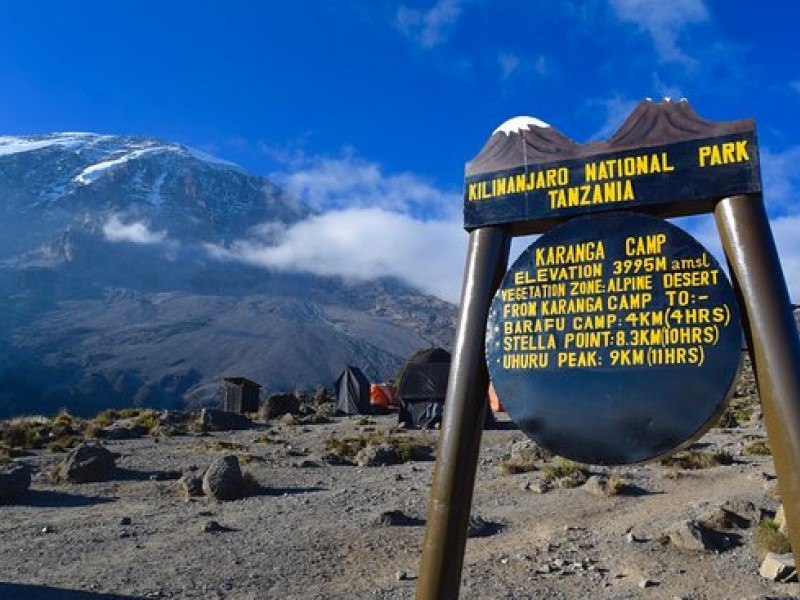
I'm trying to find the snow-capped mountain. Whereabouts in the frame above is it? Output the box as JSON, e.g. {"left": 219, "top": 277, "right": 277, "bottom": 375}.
{"left": 0, "top": 133, "right": 455, "bottom": 417}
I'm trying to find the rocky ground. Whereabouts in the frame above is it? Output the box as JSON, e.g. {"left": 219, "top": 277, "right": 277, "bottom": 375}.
{"left": 0, "top": 374, "right": 798, "bottom": 600}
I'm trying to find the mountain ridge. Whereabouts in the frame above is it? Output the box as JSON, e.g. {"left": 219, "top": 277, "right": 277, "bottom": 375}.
{"left": 0, "top": 133, "right": 457, "bottom": 417}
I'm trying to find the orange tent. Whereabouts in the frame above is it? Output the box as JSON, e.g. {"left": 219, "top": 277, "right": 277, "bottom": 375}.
{"left": 488, "top": 382, "right": 505, "bottom": 413}
{"left": 370, "top": 383, "right": 399, "bottom": 408}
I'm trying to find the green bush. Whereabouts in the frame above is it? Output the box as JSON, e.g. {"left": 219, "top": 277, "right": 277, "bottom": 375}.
{"left": 543, "top": 458, "right": 589, "bottom": 482}
{"left": 744, "top": 441, "right": 772, "bottom": 456}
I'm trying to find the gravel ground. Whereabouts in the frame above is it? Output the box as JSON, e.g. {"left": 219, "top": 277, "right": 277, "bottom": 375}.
{"left": 0, "top": 405, "right": 797, "bottom": 600}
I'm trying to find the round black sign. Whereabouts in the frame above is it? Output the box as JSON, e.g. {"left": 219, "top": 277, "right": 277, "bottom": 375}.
{"left": 486, "top": 212, "right": 742, "bottom": 465}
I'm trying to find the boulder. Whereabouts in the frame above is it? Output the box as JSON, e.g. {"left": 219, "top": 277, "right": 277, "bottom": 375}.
{"left": 199, "top": 408, "right": 251, "bottom": 431}
{"left": 51, "top": 442, "right": 116, "bottom": 484}
{"left": 356, "top": 443, "right": 400, "bottom": 467}
{"left": 104, "top": 418, "right": 148, "bottom": 440}
{"left": 260, "top": 393, "right": 300, "bottom": 420}
{"left": 664, "top": 519, "right": 736, "bottom": 552}
{"left": 509, "top": 438, "right": 551, "bottom": 463}
{"left": 0, "top": 462, "right": 31, "bottom": 502}
{"left": 202, "top": 455, "right": 243, "bottom": 501}
{"left": 760, "top": 552, "right": 797, "bottom": 582}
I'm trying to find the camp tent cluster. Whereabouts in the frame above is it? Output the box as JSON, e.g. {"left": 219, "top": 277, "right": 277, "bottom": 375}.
{"left": 222, "top": 348, "right": 504, "bottom": 430}
{"left": 335, "top": 348, "right": 501, "bottom": 429}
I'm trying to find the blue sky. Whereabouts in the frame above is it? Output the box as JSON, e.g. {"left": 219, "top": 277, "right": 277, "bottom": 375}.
{"left": 1, "top": 1, "right": 799, "bottom": 303}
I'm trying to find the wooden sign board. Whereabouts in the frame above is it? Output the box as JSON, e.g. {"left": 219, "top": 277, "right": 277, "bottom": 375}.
{"left": 464, "top": 99, "right": 761, "bottom": 233}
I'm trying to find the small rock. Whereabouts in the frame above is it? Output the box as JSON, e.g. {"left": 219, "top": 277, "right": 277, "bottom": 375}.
{"left": 625, "top": 532, "right": 639, "bottom": 543}
{"left": 104, "top": 418, "right": 148, "bottom": 440}
{"left": 119, "top": 517, "right": 132, "bottom": 526}
{"left": 639, "top": 578, "right": 657, "bottom": 588}
{"left": 202, "top": 455, "right": 243, "bottom": 501}
{"left": 178, "top": 468, "right": 204, "bottom": 497}
{"left": 760, "top": 552, "right": 797, "bottom": 582}
{"left": 396, "top": 570, "right": 408, "bottom": 581}
{"left": 356, "top": 443, "right": 400, "bottom": 467}
{"left": 376, "top": 510, "right": 409, "bottom": 526}
{"left": 555, "top": 470, "right": 588, "bottom": 489}
{"left": 583, "top": 475, "right": 609, "bottom": 497}
{"left": 320, "top": 453, "right": 354, "bottom": 466}
{"left": 467, "top": 515, "right": 500, "bottom": 538}
{"left": 0, "top": 462, "right": 31, "bottom": 502}
{"left": 203, "top": 520, "right": 224, "bottom": 533}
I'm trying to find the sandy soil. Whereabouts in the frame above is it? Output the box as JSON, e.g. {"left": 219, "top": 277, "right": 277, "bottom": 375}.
{"left": 0, "top": 408, "right": 797, "bottom": 600}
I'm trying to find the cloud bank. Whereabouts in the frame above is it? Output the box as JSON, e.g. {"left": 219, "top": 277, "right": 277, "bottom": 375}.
{"left": 207, "top": 208, "right": 466, "bottom": 302}
{"left": 211, "top": 150, "right": 467, "bottom": 302}
{"left": 103, "top": 215, "right": 167, "bottom": 245}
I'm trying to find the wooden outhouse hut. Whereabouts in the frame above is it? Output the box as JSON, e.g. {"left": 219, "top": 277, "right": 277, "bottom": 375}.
{"left": 222, "top": 377, "right": 261, "bottom": 413}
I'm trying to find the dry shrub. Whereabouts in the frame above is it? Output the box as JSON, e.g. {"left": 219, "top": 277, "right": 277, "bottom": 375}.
{"left": 753, "top": 519, "right": 791, "bottom": 557}
{"left": 92, "top": 409, "right": 120, "bottom": 427}
{"left": 659, "top": 450, "right": 733, "bottom": 469}
{"left": 605, "top": 473, "right": 626, "bottom": 496}
{"left": 325, "top": 431, "right": 431, "bottom": 463}
{"left": 499, "top": 457, "right": 537, "bottom": 475}
{"left": 2, "top": 417, "right": 46, "bottom": 449}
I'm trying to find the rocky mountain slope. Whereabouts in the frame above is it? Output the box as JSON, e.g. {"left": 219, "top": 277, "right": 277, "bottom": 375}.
{"left": 0, "top": 134, "right": 456, "bottom": 417}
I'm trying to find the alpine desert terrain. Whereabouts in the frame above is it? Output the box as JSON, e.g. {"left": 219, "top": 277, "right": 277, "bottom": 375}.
{"left": 1, "top": 360, "right": 798, "bottom": 600}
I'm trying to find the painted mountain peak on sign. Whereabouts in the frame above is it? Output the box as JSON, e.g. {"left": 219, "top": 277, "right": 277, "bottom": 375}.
{"left": 466, "top": 98, "right": 756, "bottom": 177}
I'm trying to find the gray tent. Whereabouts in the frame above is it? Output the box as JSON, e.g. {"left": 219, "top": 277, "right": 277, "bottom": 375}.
{"left": 335, "top": 366, "right": 371, "bottom": 415}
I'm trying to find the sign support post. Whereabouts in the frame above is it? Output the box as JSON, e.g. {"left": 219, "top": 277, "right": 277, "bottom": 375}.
{"left": 715, "top": 193, "right": 800, "bottom": 567}
{"left": 416, "top": 226, "right": 510, "bottom": 600}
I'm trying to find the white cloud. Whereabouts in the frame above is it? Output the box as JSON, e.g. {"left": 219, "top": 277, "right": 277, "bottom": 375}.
{"left": 761, "top": 146, "right": 800, "bottom": 213}
{"left": 103, "top": 215, "right": 168, "bottom": 245}
{"left": 497, "top": 52, "right": 549, "bottom": 82}
{"left": 498, "top": 53, "right": 521, "bottom": 81}
{"left": 395, "top": 0, "right": 464, "bottom": 49}
{"left": 609, "top": 0, "right": 708, "bottom": 65}
{"left": 771, "top": 215, "right": 800, "bottom": 304}
{"left": 270, "top": 149, "right": 460, "bottom": 221}
{"left": 206, "top": 208, "right": 467, "bottom": 303}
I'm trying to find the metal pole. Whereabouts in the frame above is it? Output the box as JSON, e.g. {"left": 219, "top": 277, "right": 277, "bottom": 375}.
{"left": 416, "top": 226, "right": 511, "bottom": 600}
{"left": 715, "top": 193, "right": 800, "bottom": 568}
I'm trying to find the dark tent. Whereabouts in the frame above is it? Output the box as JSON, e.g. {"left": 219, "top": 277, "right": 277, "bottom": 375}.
{"left": 335, "top": 366, "right": 371, "bottom": 415}
{"left": 396, "top": 347, "right": 496, "bottom": 429}
{"left": 396, "top": 348, "right": 451, "bottom": 428}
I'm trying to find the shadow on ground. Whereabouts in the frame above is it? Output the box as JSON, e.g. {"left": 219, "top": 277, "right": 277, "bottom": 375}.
{"left": 115, "top": 467, "right": 182, "bottom": 482}
{"left": 18, "top": 489, "right": 117, "bottom": 508}
{"left": 0, "top": 582, "right": 146, "bottom": 600}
